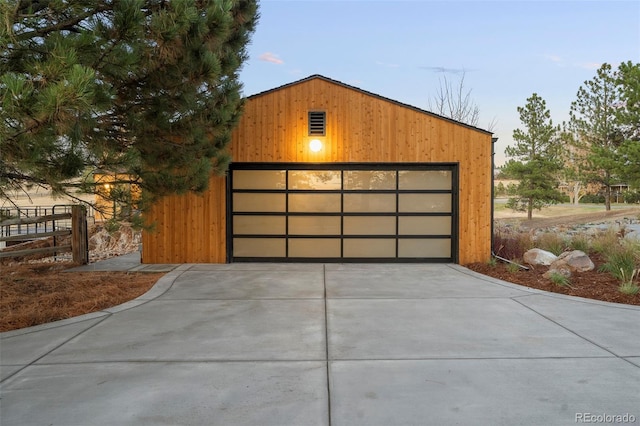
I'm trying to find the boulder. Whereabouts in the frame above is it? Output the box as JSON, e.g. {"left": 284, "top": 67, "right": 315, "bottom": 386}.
{"left": 523, "top": 248, "right": 558, "bottom": 266}
{"left": 544, "top": 260, "right": 572, "bottom": 279}
{"left": 552, "top": 250, "right": 594, "bottom": 273}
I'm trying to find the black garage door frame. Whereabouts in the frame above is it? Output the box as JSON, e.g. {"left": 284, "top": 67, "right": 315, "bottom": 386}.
{"left": 226, "top": 162, "right": 459, "bottom": 263}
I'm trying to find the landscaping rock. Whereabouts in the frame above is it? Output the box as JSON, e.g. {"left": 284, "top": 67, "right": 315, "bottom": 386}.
{"left": 553, "top": 250, "right": 595, "bottom": 272}
{"left": 88, "top": 223, "right": 140, "bottom": 262}
{"left": 543, "top": 263, "right": 572, "bottom": 279}
{"left": 523, "top": 248, "right": 558, "bottom": 266}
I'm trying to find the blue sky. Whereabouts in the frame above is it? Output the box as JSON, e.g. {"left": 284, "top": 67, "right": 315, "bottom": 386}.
{"left": 238, "top": 0, "right": 640, "bottom": 165}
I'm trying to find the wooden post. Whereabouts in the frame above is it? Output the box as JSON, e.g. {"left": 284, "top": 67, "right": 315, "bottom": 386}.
{"left": 71, "top": 205, "right": 89, "bottom": 264}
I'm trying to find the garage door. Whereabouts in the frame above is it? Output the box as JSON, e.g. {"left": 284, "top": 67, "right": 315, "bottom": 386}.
{"left": 228, "top": 163, "right": 458, "bottom": 262}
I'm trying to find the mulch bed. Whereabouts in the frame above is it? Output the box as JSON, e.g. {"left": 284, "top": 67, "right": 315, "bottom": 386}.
{"left": 0, "top": 262, "right": 164, "bottom": 332}
{"left": 465, "top": 253, "right": 640, "bottom": 306}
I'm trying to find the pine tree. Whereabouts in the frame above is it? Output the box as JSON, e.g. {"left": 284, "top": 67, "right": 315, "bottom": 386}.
{"left": 0, "top": 0, "right": 258, "bottom": 217}
{"left": 615, "top": 61, "right": 640, "bottom": 189}
{"left": 568, "top": 63, "right": 622, "bottom": 211}
{"left": 503, "top": 93, "right": 565, "bottom": 220}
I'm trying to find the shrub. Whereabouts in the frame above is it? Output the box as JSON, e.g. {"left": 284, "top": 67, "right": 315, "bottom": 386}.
{"left": 590, "top": 228, "right": 620, "bottom": 255}
{"left": 493, "top": 231, "right": 533, "bottom": 260}
{"left": 619, "top": 277, "right": 639, "bottom": 295}
{"left": 506, "top": 262, "right": 521, "bottom": 273}
{"left": 548, "top": 271, "right": 571, "bottom": 287}
{"left": 599, "top": 240, "right": 640, "bottom": 284}
{"left": 580, "top": 194, "right": 605, "bottom": 204}
{"left": 622, "top": 191, "right": 640, "bottom": 204}
{"left": 569, "top": 234, "right": 591, "bottom": 253}
{"left": 536, "top": 233, "right": 568, "bottom": 256}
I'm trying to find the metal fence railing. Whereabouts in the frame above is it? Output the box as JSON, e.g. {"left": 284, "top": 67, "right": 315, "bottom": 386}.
{"left": 0, "top": 205, "right": 89, "bottom": 264}
{"left": 0, "top": 205, "right": 95, "bottom": 239}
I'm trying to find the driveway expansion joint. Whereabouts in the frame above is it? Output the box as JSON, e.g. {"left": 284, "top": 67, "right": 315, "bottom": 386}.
{"left": 322, "top": 264, "right": 332, "bottom": 426}
{"left": 1, "top": 314, "right": 112, "bottom": 384}
{"left": 512, "top": 298, "right": 633, "bottom": 360}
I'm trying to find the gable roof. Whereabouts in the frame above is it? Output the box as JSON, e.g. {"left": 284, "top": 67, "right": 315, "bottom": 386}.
{"left": 246, "top": 74, "right": 493, "bottom": 135}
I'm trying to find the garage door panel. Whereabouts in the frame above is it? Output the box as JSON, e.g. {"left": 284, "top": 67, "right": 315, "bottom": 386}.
{"left": 234, "top": 238, "right": 286, "bottom": 257}
{"left": 289, "top": 216, "right": 341, "bottom": 235}
{"left": 398, "top": 216, "right": 451, "bottom": 235}
{"left": 398, "top": 238, "right": 451, "bottom": 258}
{"left": 233, "top": 216, "right": 286, "bottom": 235}
{"left": 399, "top": 170, "right": 452, "bottom": 190}
{"left": 344, "top": 170, "right": 396, "bottom": 190}
{"left": 233, "top": 170, "right": 286, "bottom": 190}
{"left": 289, "top": 238, "right": 341, "bottom": 257}
{"left": 289, "top": 170, "right": 341, "bottom": 190}
{"left": 343, "top": 239, "right": 396, "bottom": 257}
{"left": 233, "top": 193, "right": 286, "bottom": 212}
{"left": 343, "top": 216, "right": 396, "bottom": 235}
{"left": 343, "top": 193, "right": 396, "bottom": 212}
{"left": 399, "top": 194, "right": 451, "bottom": 213}
{"left": 289, "top": 193, "right": 341, "bottom": 212}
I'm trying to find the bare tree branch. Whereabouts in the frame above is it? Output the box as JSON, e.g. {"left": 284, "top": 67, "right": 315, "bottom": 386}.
{"left": 428, "top": 71, "right": 481, "bottom": 128}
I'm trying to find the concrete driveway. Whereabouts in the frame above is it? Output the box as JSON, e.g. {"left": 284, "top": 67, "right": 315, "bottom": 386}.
{"left": 1, "top": 263, "right": 639, "bottom": 426}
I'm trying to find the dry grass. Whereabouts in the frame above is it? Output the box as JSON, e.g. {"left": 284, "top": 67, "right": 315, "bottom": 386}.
{"left": 493, "top": 231, "right": 534, "bottom": 261}
{"left": 1, "top": 262, "right": 163, "bottom": 332}
{"left": 536, "top": 233, "right": 569, "bottom": 256}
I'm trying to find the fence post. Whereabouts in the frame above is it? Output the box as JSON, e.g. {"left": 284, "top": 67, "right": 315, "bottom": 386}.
{"left": 71, "top": 205, "right": 89, "bottom": 264}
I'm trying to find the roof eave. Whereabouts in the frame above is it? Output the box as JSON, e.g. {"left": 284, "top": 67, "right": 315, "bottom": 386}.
{"left": 245, "top": 74, "right": 493, "bottom": 135}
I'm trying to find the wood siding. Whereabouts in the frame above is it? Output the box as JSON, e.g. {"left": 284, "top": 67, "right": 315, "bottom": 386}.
{"left": 142, "top": 76, "right": 493, "bottom": 264}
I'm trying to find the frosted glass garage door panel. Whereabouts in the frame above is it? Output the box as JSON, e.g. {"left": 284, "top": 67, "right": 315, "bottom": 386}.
{"left": 344, "top": 170, "right": 396, "bottom": 190}
{"left": 288, "top": 239, "right": 341, "bottom": 257}
{"left": 343, "top": 216, "right": 396, "bottom": 235}
{"left": 399, "top": 170, "right": 452, "bottom": 190}
{"left": 288, "top": 170, "right": 341, "bottom": 190}
{"left": 398, "top": 216, "right": 452, "bottom": 235}
{"left": 233, "top": 193, "right": 286, "bottom": 212}
{"left": 343, "top": 194, "right": 396, "bottom": 212}
{"left": 343, "top": 239, "right": 396, "bottom": 258}
{"left": 233, "top": 216, "right": 285, "bottom": 235}
{"left": 398, "top": 239, "right": 451, "bottom": 258}
{"left": 233, "top": 238, "right": 286, "bottom": 257}
{"left": 289, "top": 194, "right": 341, "bottom": 212}
{"left": 289, "top": 216, "right": 341, "bottom": 235}
{"left": 233, "top": 170, "right": 286, "bottom": 189}
{"left": 399, "top": 194, "right": 451, "bottom": 213}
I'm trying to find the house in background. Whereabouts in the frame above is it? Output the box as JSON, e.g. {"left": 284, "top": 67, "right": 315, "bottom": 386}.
{"left": 142, "top": 75, "right": 494, "bottom": 264}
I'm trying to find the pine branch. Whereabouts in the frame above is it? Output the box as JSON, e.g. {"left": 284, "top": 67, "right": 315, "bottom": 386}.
{"left": 15, "top": 4, "right": 111, "bottom": 41}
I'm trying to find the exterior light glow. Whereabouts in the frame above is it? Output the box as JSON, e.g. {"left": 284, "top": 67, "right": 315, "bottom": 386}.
{"left": 309, "top": 139, "right": 322, "bottom": 152}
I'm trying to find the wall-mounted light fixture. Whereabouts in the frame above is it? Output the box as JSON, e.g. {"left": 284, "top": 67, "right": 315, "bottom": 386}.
{"left": 309, "top": 139, "right": 323, "bottom": 152}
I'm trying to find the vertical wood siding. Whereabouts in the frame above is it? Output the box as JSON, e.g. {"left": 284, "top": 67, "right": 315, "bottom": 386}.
{"left": 142, "top": 177, "right": 226, "bottom": 263}
{"left": 143, "top": 77, "right": 492, "bottom": 264}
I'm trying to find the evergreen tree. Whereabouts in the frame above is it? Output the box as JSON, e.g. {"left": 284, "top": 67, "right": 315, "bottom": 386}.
{"left": 558, "top": 130, "right": 587, "bottom": 205}
{"left": 0, "top": 0, "right": 258, "bottom": 216}
{"left": 568, "top": 63, "right": 622, "bottom": 210}
{"left": 503, "top": 93, "right": 565, "bottom": 220}
{"left": 615, "top": 61, "right": 640, "bottom": 189}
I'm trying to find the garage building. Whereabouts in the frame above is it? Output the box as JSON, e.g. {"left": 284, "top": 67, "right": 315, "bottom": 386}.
{"left": 142, "top": 75, "right": 494, "bottom": 264}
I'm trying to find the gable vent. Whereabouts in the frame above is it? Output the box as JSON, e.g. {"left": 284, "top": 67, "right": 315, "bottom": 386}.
{"left": 308, "top": 111, "right": 326, "bottom": 136}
